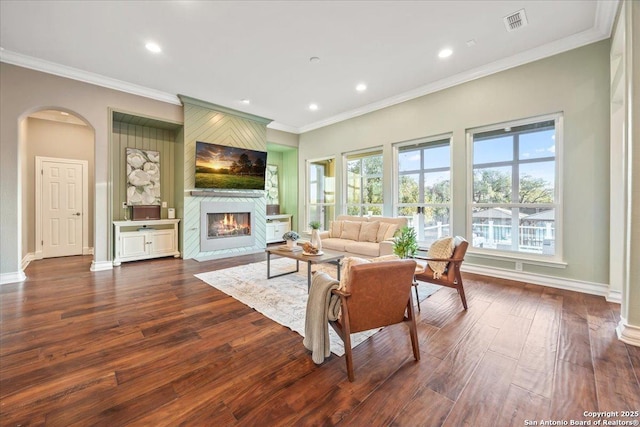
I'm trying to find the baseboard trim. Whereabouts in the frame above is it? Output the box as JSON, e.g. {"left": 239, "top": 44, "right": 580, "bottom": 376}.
{"left": 606, "top": 289, "right": 622, "bottom": 304}
{"left": 21, "top": 252, "right": 37, "bottom": 270}
{"left": 90, "top": 260, "right": 113, "bottom": 272}
{"left": 462, "top": 263, "right": 609, "bottom": 298}
{"left": 0, "top": 270, "right": 27, "bottom": 285}
{"left": 616, "top": 318, "right": 640, "bottom": 347}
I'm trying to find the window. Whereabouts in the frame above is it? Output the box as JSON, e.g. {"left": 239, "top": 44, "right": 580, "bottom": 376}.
{"left": 307, "top": 158, "right": 335, "bottom": 230}
{"left": 345, "top": 150, "right": 383, "bottom": 216}
{"left": 468, "top": 114, "right": 561, "bottom": 258}
{"left": 395, "top": 136, "right": 451, "bottom": 247}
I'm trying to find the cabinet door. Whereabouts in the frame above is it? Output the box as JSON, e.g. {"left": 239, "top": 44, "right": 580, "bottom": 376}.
{"left": 266, "top": 223, "right": 276, "bottom": 241}
{"left": 121, "top": 233, "right": 148, "bottom": 258}
{"left": 150, "top": 230, "right": 175, "bottom": 255}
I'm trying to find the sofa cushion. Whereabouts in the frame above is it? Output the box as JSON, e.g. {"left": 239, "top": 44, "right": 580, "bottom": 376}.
{"left": 321, "top": 238, "right": 347, "bottom": 252}
{"left": 329, "top": 220, "right": 343, "bottom": 238}
{"left": 427, "top": 237, "right": 455, "bottom": 279}
{"left": 340, "top": 221, "right": 361, "bottom": 241}
{"left": 358, "top": 221, "right": 379, "bottom": 242}
{"left": 344, "top": 241, "right": 380, "bottom": 257}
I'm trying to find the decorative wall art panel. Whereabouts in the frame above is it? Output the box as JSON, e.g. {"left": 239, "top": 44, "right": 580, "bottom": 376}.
{"left": 126, "top": 148, "right": 161, "bottom": 205}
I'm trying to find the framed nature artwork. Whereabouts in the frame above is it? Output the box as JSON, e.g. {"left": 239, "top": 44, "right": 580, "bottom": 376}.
{"left": 126, "top": 148, "right": 161, "bottom": 205}
{"left": 266, "top": 164, "right": 279, "bottom": 205}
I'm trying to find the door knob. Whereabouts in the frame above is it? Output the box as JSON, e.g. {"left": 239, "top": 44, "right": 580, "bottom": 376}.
{"left": 73, "top": 212, "right": 81, "bottom": 216}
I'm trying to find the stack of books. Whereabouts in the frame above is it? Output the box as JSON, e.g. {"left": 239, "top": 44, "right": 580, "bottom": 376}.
{"left": 278, "top": 244, "right": 303, "bottom": 252}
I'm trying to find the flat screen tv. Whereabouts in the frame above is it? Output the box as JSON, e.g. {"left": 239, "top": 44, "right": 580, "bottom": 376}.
{"left": 195, "top": 141, "right": 267, "bottom": 190}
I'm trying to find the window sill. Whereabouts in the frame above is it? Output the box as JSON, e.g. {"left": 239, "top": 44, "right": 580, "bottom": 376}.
{"left": 466, "top": 249, "right": 567, "bottom": 269}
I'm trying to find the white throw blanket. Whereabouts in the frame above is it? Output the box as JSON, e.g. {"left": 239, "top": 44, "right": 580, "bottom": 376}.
{"left": 303, "top": 272, "right": 341, "bottom": 364}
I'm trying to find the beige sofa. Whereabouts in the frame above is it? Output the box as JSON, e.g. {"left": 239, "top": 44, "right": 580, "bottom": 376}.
{"left": 319, "top": 215, "right": 408, "bottom": 257}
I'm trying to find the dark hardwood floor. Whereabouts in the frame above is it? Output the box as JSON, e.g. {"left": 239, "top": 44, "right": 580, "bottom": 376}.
{"left": 1, "top": 254, "right": 639, "bottom": 426}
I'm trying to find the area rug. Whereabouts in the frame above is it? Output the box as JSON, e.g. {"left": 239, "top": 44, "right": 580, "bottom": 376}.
{"left": 194, "top": 258, "right": 441, "bottom": 356}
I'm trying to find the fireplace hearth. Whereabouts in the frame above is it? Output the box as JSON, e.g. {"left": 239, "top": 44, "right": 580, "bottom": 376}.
{"left": 200, "top": 202, "right": 256, "bottom": 251}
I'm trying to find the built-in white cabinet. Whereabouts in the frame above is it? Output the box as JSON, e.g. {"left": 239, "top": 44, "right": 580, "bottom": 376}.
{"left": 266, "top": 214, "right": 292, "bottom": 243}
{"left": 113, "top": 219, "right": 180, "bottom": 265}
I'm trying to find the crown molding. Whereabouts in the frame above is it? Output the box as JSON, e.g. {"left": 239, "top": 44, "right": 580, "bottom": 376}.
{"left": 179, "top": 94, "right": 272, "bottom": 125}
{"left": 267, "top": 121, "right": 301, "bottom": 134}
{"left": 0, "top": 50, "right": 182, "bottom": 106}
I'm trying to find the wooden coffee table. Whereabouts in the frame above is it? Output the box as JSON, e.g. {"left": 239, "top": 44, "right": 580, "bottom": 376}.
{"left": 265, "top": 247, "right": 344, "bottom": 291}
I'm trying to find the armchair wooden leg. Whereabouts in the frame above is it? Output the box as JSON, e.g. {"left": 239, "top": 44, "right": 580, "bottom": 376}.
{"left": 455, "top": 271, "right": 468, "bottom": 310}
{"left": 406, "top": 299, "right": 420, "bottom": 361}
{"left": 340, "top": 301, "right": 355, "bottom": 382}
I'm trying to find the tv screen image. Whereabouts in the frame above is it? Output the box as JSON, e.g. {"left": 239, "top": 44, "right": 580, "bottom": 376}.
{"left": 195, "top": 141, "right": 267, "bottom": 190}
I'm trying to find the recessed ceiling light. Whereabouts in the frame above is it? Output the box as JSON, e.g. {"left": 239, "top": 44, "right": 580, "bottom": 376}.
{"left": 145, "top": 42, "right": 162, "bottom": 53}
{"left": 356, "top": 83, "right": 367, "bottom": 92}
{"left": 309, "top": 103, "right": 319, "bottom": 111}
{"left": 241, "top": 99, "right": 251, "bottom": 104}
{"left": 438, "top": 48, "right": 453, "bottom": 59}
{"left": 309, "top": 56, "right": 320, "bottom": 63}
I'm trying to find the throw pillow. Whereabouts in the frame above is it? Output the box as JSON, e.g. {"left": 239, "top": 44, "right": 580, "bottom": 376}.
{"left": 329, "top": 220, "right": 343, "bottom": 238}
{"left": 358, "top": 221, "right": 380, "bottom": 242}
{"left": 340, "top": 221, "right": 361, "bottom": 241}
{"left": 427, "top": 237, "right": 455, "bottom": 279}
{"left": 383, "top": 224, "right": 398, "bottom": 241}
{"left": 376, "top": 223, "right": 391, "bottom": 242}
{"left": 339, "top": 256, "right": 371, "bottom": 291}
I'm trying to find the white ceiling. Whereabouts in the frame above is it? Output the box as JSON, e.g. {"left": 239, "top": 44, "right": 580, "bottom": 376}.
{"left": 0, "top": 1, "right": 618, "bottom": 134}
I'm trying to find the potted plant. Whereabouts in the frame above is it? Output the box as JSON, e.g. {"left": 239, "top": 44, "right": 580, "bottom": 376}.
{"left": 393, "top": 226, "right": 418, "bottom": 259}
{"left": 282, "top": 231, "right": 300, "bottom": 248}
{"left": 308, "top": 221, "right": 323, "bottom": 252}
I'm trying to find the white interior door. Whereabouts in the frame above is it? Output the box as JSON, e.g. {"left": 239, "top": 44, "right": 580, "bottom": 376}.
{"left": 42, "top": 160, "right": 84, "bottom": 257}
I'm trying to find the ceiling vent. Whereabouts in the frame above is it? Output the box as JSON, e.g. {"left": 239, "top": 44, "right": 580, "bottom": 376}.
{"left": 503, "top": 9, "right": 528, "bottom": 32}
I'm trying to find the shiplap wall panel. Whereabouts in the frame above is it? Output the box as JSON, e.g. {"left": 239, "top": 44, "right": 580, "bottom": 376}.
{"left": 182, "top": 101, "right": 268, "bottom": 260}
{"left": 112, "top": 121, "right": 177, "bottom": 220}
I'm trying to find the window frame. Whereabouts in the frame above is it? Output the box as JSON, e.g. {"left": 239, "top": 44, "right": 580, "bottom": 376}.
{"left": 393, "top": 133, "right": 453, "bottom": 247}
{"left": 466, "top": 113, "right": 564, "bottom": 264}
{"left": 306, "top": 156, "right": 336, "bottom": 231}
{"left": 342, "top": 148, "right": 384, "bottom": 217}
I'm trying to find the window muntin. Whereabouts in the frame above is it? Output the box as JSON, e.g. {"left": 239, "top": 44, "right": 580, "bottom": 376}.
{"left": 396, "top": 138, "right": 451, "bottom": 247}
{"left": 469, "top": 117, "right": 559, "bottom": 258}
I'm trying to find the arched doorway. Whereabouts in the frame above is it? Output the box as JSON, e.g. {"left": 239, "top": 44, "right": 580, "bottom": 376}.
{"left": 19, "top": 108, "right": 95, "bottom": 264}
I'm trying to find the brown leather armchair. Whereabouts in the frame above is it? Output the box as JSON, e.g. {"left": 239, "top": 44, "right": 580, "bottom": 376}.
{"left": 414, "top": 237, "right": 469, "bottom": 311}
{"left": 330, "top": 259, "right": 419, "bottom": 381}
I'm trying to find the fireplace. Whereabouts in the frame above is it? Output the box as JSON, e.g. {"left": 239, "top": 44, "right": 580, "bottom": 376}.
{"left": 201, "top": 202, "right": 256, "bottom": 251}
{"left": 207, "top": 212, "right": 251, "bottom": 239}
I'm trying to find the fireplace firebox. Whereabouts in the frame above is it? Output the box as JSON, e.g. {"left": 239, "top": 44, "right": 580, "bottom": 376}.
{"left": 208, "top": 212, "right": 251, "bottom": 239}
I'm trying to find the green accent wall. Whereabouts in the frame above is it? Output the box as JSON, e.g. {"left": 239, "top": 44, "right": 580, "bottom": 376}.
{"left": 111, "top": 121, "right": 180, "bottom": 221}
{"left": 267, "top": 145, "right": 299, "bottom": 231}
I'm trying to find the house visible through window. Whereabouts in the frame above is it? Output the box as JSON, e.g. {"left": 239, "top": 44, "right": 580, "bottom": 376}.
{"left": 469, "top": 114, "right": 561, "bottom": 258}
{"left": 345, "top": 150, "right": 383, "bottom": 216}
{"left": 395, "top": 136, "right": 451, "bottom": 247}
